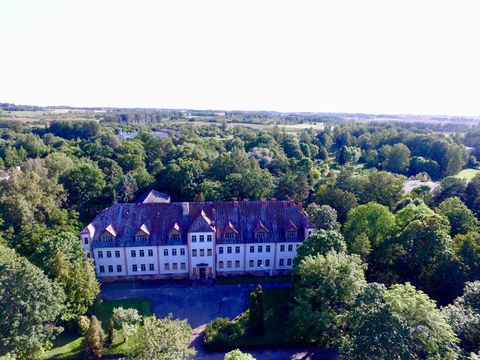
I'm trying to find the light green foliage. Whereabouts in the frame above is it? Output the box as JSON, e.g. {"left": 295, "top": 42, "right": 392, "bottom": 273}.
{"left": 225, "top": 349, "right": 256, "bottom": 360}
{"left": 437, "top": 197, "right": 478, "bottom": 236}
{"left": 343, "top": 202, "right": 395, "bottom": 258}
{"left": 305, "top": 203, "right": 340, "bottom": 231}
{"left": 130, "top": 315, "right": 196, "bottom": 360}
{"left": 294, "top": 230, "right": 346, "bottom": 268}
{"left": 290, "top": 251, "right": 366, "bottom": 345}
{"left": 395, "top": 202, "right": 436, "bottom": 230}
{"left": 112, "top": 307, "right": 142, "bottom": 341}
{"left": 77, "top": 315, "right": 90, "bottom": 335}
{"left": 344, "top": 283, "right": 460, "bottom": 359}
{"left": 0, "top": 244, "right": 65, "bottom": 358}
{"left": 115, "top": 140, "right": 146, "bottom": 172}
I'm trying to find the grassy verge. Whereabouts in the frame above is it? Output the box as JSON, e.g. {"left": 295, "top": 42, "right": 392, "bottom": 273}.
{"left": 215, "top": 275, "right": 291, "bottom": 285}
{"left": 46, "top": 298, "right": 152, "bottom": 359}
{"left": 205, "top": 288, "right": 292, "bottom": 350}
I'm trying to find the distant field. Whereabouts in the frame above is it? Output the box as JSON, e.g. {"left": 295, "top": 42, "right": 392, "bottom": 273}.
{"left": 455, "top": 168, "right": 480, "bottom": 180}
{"left": 0, "top": 110, "right": 99, "bottom": 123}
{"left": 176, "top": 120, "right": 324, "bottom": 132}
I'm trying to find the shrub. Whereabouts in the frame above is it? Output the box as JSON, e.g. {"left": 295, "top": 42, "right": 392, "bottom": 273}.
{"left": 77, "top": 315, "right": 90, "bottom": 335}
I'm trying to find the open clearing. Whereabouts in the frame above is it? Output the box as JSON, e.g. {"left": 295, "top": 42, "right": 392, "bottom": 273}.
{"left": 455, "top": 168, "right": 480, "bottom": 180}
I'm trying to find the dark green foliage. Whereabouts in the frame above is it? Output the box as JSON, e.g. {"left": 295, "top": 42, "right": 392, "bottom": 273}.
{"left": 248, "top": 285, "right": 265, "bottom": 336}
{"left": 107, "top": 319, "right": 115, "bottom": 347}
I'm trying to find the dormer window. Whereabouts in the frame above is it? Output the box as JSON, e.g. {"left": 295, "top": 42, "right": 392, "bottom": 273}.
{"left": 102, "top": 235, "right": 113, "bottom": 242}
{"left": 170, "top": 233, "right": 180, "bottom": 241}
{"left": 136, "top": 234, "right": 148, "bottom": 241}
{"left": 255, "top": 231, "right": 267, "bottom": 240}
{"left": 287, "top": 230, "right": 297, "bottom": 238}
{"left": 225, "top": 231, "right": 235, "bottom": 240}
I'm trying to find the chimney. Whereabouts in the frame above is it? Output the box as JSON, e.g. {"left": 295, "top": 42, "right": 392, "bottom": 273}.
{"left": 232, "top": 198, "right": 239, "bottom": 207}
{"left": 260, "top": 198, "right": 266, "bottom": 208}
{"left": 212, "top": 208, "right": 216, "bottom": 224}
{"left": 182, "top": 202, "right": 190, "bottom": 216}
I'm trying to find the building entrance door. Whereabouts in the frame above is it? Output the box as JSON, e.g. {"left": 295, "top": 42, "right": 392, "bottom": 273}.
{"left": 199, "top": 267, "right": 206, "bottom": 279}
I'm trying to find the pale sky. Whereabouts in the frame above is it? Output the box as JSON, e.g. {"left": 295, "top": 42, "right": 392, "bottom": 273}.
{"left": 1, "top": 0, "right": 480, "bottom": 116}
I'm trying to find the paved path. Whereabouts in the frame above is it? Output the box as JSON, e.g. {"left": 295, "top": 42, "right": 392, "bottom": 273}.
{"left": 101, "top": 281, "right": 338, "bottom": 360}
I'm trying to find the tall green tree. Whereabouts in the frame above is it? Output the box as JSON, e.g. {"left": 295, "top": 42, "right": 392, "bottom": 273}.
{"left": 289, "top": 251, "right": 366, "bottom": 345}
{"left": 83, "top": 315, "right": 105, "bottom": 360}
{"left": 0, "top": 245, "right": 65, "bottom": 358}
{"left": 130, "top": 315, "right": 196, "bottom": 360}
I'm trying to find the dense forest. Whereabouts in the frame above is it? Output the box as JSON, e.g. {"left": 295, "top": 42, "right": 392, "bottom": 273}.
{"left": 2, "top": 111, "right": 480, "bottom": 358}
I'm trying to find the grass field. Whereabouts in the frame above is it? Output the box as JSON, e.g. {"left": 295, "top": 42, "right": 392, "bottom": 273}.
{"left": 46, "top": 298, "right": 152, "bottom": 359}
{"left": 455, "top": 168, "right": 480, "bottom": 180}
{"left": 215, "top": 275, "right": 291, "bottom": 285}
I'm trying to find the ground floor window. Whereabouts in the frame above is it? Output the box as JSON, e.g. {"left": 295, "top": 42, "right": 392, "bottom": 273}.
{"left": 117, "top": 265, "right": 122, "bottom": 272}
{"left": 149, "top": 264, "right": 154, "bottom": 271}
{"left": 99, "top": 265, "right": 105, "bottom": 273}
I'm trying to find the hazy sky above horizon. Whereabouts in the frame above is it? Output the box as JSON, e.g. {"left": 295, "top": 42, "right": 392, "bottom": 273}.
{"left": 1, "top": 0, "right": 480, "bottom": 116}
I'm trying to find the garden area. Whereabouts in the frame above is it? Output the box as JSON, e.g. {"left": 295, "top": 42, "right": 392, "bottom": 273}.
{"left": 204, "top": 287, "right": 292, "bottom": 351}
{"left": 46, "top": 298, "right": 152, "bottom": 359}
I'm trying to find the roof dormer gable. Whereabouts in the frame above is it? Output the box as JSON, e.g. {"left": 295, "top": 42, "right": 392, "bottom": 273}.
{"left": 254, "top": 220, "right": 269, "bottom": 233}
{"left": 136, "top": 223, "right": 150, "bottom": 236}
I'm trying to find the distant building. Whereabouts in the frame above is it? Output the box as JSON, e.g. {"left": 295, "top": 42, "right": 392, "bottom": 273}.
{"left": 403, "top": 180, "right": 440, "bottom": 193}
{"left": 80, "top": 196, "right": 315, "bottom": 281}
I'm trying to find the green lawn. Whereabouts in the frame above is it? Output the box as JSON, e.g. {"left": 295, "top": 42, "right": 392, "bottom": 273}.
{"left": 46, "top": 298, "right": 152, "bottom": 359}
{"left": 205, "top": 288, "right": 292, "bottom": 349}
{"left": 455, "top": 168, "right": 480, "bottom": 180}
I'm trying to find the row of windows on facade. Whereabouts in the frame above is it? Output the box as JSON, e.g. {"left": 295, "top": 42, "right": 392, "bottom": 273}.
{"left": 98, "top": 230, "right": 298, "bottom": 243}
{"left": 218, "top": 243, "right": 298, "bottom": 254}
{"left": 97, "top": 248, "right": 187, "bottom": 259}
{"left": 98, "top": 262, "right": 187, "bottom": 273}
{"left": 218, "top": 258, "right": 293, "bottom": 269}
{"left": 96, "top": 243, "right": 299, "bottom": 259}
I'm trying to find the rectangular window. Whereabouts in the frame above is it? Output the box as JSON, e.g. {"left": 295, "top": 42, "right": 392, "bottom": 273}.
{"left": 265, "top": 259, "right": 270, "bottom": 267}
{"left": 235, "top": 246, "right": 240, "bottom": 253}
{"left": 108, "top": 265, "right": 113, "bottom": 273}
{"left": 255, "top": 231, "right": 266, "bottom": 240}
{"left": 180, "top": 248, "right": 185, "bottom": 256}
{"left": 139, "top": 250, "right": 145, "bottom": 257}
{"left": 148, "top": 249, "right": 153, "bottom": 257}
{"left": 258, "top": 245, "right": 263, "bottom": 253}
{"left": 163, "top": 249, "right": 168, "bottom": 256}
{"left": 227, "top": 246, "right": 232, "bottom": 254}
{"left": 171, "top": 234, "right": 180, "bottom": 241}
{"left": 192, "top": 249, "right": 197, "bottom": 257}
{"left": 279, "top": 259, "right": 284, "bottom": 266}
{"left": 257, "top": 259, "right": 262, "bottom": 267}
{"left": 136, "top": 235, "right": 148, "bottom": 241}
{"left": 105, "top": 250, "right": 110, "bottom": 258}
{"left": 225, "top": 232, "right": 235, "bottom": 240}
{"left": 192, "top": 235, "right": 197, "bottom": 242}
{"left": 83, "top": 237, "right": 89, "bottom": 245}
{"left": 249, "top": 260, "right": 254, "bottom": 267}
{"left": 227, "top": 261, "right": 232, "bottom": 268}
{"left": 200, "top": 249, "right": 205, "bottom": 256}
{"left": 132, "top": 264, "right": 138, "bottom": 272}
{"left": 99, "top": 265, "right": 105, "bottom": 273}
{"left": 115, "top": 250, "right": 120, "bottom": 258}
{"left": 116, "top": 265, "right": 122, "bottom": 272}
{"left": 207, "top": 249, "right": 212, "bottom": 256}
{"left": 193, "top": 267, "right": 197, "bottom": 275}
{"left": 207, "top": 235, "right": 212, "bottom": 242}
{"left": 164, "top": 263, "right": 170, "bottom": 271}
{"left": 200, "top": 235, "right": 205, "bottom": 242}
{"left": 287, "top": 230, "right": 297, "bottom": 238}
{"left": 266, "top": 245, "right": 271, "bottom": 253}
{"left": 141, "top": 264, "right": 146, "bottom": 272}
{"left": 235, "top": 260, "right": 240, "bottom": 268}
{"left": 219, "top": 261, "right": 224, "bottom": 268}
{"left": 181, "top": 262, "right": 186, "bottom": 270}
{"left": 131, "top": 250, "right": 136, "bottom": 257}
{"left": 98, "top": 251, "right": 103, "bottom": 258}
{"left": 250, "top": 246, "right": 254, "bottom": 253}
{"left": 219, "top": 247, "right": 224, "bottom": 254}
{"left": 173, "top": 263, "right": 178, "bottom": 270}
{"left": 287, "top": 258, "right": 292, "bottom": 266}
{"left": 149, "top": 264, "right": 154, "bottom": 271}
{"left": 172, "top": 248, "right": 177, "bottom": 256}
{"left": 102, "top": 235, "right": 113, "bottom": 242}
{"left": 288, "top": 244, "right": 293, "bottom": 252}
{"left": 280, "top": 245, "right": 285, "bottom": 252}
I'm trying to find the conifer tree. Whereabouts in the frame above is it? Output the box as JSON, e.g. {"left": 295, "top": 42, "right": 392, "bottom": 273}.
{"left": 83, "top": 315, "right": 104, "bottom": 360}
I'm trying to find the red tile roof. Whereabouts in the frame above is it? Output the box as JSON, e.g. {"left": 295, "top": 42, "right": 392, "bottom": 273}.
{"left": 86, "top": 199, "right": 315, "bottom": 248}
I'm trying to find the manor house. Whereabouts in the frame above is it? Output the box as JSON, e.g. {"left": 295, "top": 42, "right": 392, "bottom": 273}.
{"left": 81, "top": 191, "right": 316, "bottom": 281}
